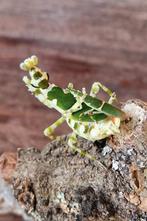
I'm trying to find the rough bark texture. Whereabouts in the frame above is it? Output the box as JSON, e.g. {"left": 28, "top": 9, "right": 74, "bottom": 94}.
{"left": 0, "top": 0, "right": 147, "bottom": 154}
{"left": 12, "top": 100, "right": 147, "bottom": 221}
{"left": 0, "top": 176, "right": 32, "bottom": 221}
{"left": 0, "top": 153, "right": 32, "bottom": 221}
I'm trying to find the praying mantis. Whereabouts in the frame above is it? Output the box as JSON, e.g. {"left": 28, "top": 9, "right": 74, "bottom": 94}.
{"left": 20, "top": 55, "right": 125, "bottom": 159}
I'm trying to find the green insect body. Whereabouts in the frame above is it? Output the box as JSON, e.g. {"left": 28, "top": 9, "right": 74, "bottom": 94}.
{"left": 20, "top": 56, "right": 125, "bottom": 159}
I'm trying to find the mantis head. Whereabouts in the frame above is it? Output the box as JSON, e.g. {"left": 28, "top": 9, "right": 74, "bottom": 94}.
{"left": 20, "top": 55, "right": 49, "bottom": 92}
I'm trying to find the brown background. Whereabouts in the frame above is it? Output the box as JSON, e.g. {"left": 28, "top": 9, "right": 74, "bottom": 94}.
{"left": 0, "top": 0, "right": 147, "bottom": 220}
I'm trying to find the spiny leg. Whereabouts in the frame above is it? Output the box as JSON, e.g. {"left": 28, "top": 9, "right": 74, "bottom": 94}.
{"left": 67, "top": 83, "right": 83, "bottom": 112}
{"left": 44, "top": 117, "right": 65, "bottom": 140}
{"left": 68, "top": 83, "right": 86, "bottom": 95}
{"left": 65, "top": 94, "right": 87, "bottom": 115}
{"left": 67, "top": 89, "right": 87, "bottom": 114}
{"left": 90, "top": 82, "right": 117, "bottom": 104}
{"left": 68, "top": 133, "right": 95, "bottom": 160}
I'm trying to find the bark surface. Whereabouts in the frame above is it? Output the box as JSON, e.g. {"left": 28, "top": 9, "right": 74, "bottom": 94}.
{"left": 0, "top": 153, "right": 32, "bottom": 221}
{"left": 0, "top": 0, "right": 147, "bottom": 154}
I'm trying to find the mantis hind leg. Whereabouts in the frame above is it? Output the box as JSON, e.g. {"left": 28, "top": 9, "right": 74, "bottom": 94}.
{"left": 90, "top": 82, "right": 117, "bottom": 104}
{"left": 44, "top": 117, "right": 65, "bottom": 140}
{"left": 68, "top": 133, "right": 95, "bottom": 160}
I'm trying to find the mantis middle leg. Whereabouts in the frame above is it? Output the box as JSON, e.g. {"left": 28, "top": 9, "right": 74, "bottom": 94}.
{"left": 90, "top": 82, "right": 117, "bottom": 104}
{"left": 44, "top": 116, "right": 65, "bottom": 139}
{"left": 68, "top": 132, "right": 95, "bottom": 160}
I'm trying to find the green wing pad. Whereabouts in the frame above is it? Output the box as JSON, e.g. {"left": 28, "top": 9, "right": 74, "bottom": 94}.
{"left": 47, "top": 87, "right": 76, "bottom": 110}
{"left": 71, "top": 103, "right": 107, "bottom": 122}
{"left": 85, "top": 95, "right": 102, "bottom": 109}
{"left": 85, "top": 95, "right": 124, "bottom": 118}
{"left": 102, "top": 103, "right": 124, "bottom": 118}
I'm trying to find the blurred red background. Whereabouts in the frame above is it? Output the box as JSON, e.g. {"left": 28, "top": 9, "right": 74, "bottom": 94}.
{"left": 0, "top": 0, "right": 147, "bottom": 220}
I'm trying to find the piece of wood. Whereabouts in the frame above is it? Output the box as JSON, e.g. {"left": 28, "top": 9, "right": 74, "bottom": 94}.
{"left": 0, "top": 1, "right": 147, "bottom": 154}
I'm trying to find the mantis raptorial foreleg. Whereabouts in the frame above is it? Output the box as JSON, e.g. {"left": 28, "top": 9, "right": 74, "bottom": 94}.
{"left": 66, "top": 93, "right": 87, "bottom": 114}
{"left": 90, "top": 82, "right": 117, "bottom": 104}
{"left": 44, "top": 117, "right": 65, "bottom": 139}
{"left": 68, "top": 133, "right": 95, "bottom": 160}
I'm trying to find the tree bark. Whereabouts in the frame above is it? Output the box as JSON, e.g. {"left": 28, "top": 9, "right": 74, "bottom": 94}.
{"left": 0, "top": 153, "right": 32, "bottom": 221}
{"left": 0, "top": 0, "right": 147, "bottom": 153}
{"left": 11, "top": 99, "right": 147, "bottom": 221}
